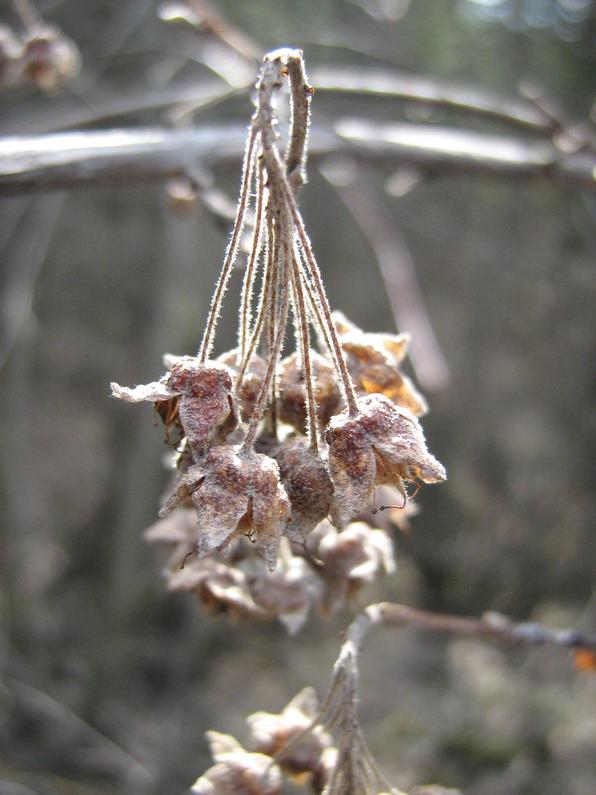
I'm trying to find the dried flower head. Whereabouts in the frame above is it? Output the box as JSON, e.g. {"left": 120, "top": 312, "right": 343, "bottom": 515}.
{"left": 325, "top": 393, "right": 446, "bottom": 527}
{"left": 274, "top": 436, "right": 334, "bottom": 541}
{"left": 191, "top": 732, "right": 282, "bottom": 795}
{"left": 20, "top": 24, "right": 80, "bottom": 91}
{"left": 168, "top": 556, "right": 269, "bottom": 621}
{"left": 112, "top": 48, "right": 445, "bottom": 604}
{"left": 243, "top": 545, "right": 321, "bottom": 634}
{"left": 332, "top": 310, "right": 427, "bottom": 416}
{"left": 311, "top": 520, "right": 395, "bottom": 612}
{"left": 160, "top": 445, "right": 290, "bottom": 570}
{"left": 247, "top": 688, "right": 334, "bottom": 780}
{"left": 278, "top": 350, "right": 341, "bottom": 434}
{"left": 112, "top": 357, "right": 237, "bottom": 459}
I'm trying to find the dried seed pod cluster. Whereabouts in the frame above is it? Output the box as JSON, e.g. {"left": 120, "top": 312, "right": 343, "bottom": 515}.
{"left": 0, "top": 20, "right": 80, "bottom": 91}
{"left": 191, "top": 689, "right": 336, "bottom": 795}
{"left": 111, "top": 49, "right": 445, "bottom": 618}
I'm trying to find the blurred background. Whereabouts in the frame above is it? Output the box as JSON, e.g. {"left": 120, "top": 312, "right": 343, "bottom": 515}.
{"left": 0, "top": 1, "right": 595, "bottom": 793}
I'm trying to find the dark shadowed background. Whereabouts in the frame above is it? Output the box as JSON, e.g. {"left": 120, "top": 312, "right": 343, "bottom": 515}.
{"left": 0, "top": 1, "right": 595, "bottom": 793}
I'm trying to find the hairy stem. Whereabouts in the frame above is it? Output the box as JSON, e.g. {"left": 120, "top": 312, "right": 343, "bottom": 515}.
{"left": 197, "top": 127, "right": 257, "bottom": 363}
{"left": 238, "top": 157, "right": 266, "bottom": 361}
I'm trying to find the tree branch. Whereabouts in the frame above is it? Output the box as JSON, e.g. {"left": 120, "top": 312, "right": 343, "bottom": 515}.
{"left": 1, "top": 120, "right": 596, "bottom": 196}
{"left": 310, "top": 66, "right": 556, "bottom": 133}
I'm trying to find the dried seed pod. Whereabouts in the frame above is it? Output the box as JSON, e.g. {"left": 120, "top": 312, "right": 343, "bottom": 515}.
{"left": 242, "top": 546, "right": 321, "bottom": 634}
{"left": 310, "top": 520, "right": 395, "bottom": 613}
{"left": 167, "top": 557, "right": 270, "bottom": 622}
{"left": 20, "top": 24, "right": 80, "bottom": 91}
{"left": 168, "top": 358, "right": 238, "bottom": 458}
{"left": 278, "top": 350, "right": 341, "bottom": 434}
{"left": 274, "top": 436, "right": 333, "bottom": 540}
{"left": 218, "top": 349, "right": 267, "bottom": 422}
{"left": 112, "top": 357, "right": 237, "bottom": 460}
{"left": 161, "top": 445, "right": 290, "bottom": 571}
{"left": 332, "top": 310, "right": 427, "bottom": 416}
{"left": 247, "top": 688, "right": 334, "bottom": 779}
{"left": 325, "top": 393, "right": 445, "bottom": 527}
{"left": 192, "top": 732, "right": 282, "bottom": 795}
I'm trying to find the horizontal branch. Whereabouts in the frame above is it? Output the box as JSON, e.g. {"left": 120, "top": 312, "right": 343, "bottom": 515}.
{"left": 311, "top": 66, "right": 555, "bottom": 132}
{"left": 344, "top": 601, "right": 596, "bottom": 657}
{"left": 1, "top": 121, "right": 595, "bottom": 196}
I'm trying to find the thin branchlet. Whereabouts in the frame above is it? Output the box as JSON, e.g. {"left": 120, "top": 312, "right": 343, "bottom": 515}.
{"left": 289, "top": 245, "right": 319, "bottom": 450}
{"left": 238, "top": 157, "right": 267, "bottom": 361}
{"left": 198, "top": 126, "right": 258, "bottom": 363}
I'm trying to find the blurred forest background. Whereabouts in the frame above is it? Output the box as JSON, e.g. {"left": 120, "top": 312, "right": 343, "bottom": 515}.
{"left": 0, "top": 0, "right": 595, "bottom": 793}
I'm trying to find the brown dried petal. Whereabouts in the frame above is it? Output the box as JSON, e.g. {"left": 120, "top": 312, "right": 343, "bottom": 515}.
{"left": 274, "top": 437, "right": 334, "bottom": 541}
{"left": 144, "top": 507, "right": 197, "bottom": 545}
{"left": 190, "top": 445, "right": 290, "bottom": 571}
{"left": 325, "top": 394, "right": 445, "bottom": 527}
{"left": 247, "top": 687, "right": 333, "bottom": 777}
{"left": 332, "top": 310, "right": 427, "bottom": 416}
{"left": 110, "top": 379, "right": 177, "bottom": 403}
{"left": 192, "top": 732, "right": 282, "bottom": 795}
{"left": 278, "top": 351, "right": 341, "bottom": 434}
{"left": 332, "top": 310, "right": 409, "bottom": 363}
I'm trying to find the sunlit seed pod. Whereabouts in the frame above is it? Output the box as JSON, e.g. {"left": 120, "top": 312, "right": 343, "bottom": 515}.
{"left": 278, "top": 350, "right": 342, "bottom": 434}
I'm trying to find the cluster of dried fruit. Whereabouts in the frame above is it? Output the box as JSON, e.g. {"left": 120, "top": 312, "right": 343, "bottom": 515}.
{"left": 111, "top": 49, "right": 445, "bottom": 622}
{"left": 191, "top": 688, "right": 340, "bottom": 795}
{"left": 0, "top": 19, "right": 80, "bottom": 91}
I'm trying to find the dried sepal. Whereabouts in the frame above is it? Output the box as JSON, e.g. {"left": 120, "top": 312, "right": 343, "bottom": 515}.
{"left": 191, "top": 731, "right": 282, "bottom": 795}
{"left": 110, "top": 379, "right": 177, "bottom": 403}
{"left": 144, "top": 506, "right": 196, "bottom": 546}
{"left": 274, "top": 436, "right": 334, "bottom": 541}
{"left": 311, "top": 520, "right": 395, "bottom": 613}
{"left": 278, "top": 350, "right": 341, "bottom": 434}
{"left": 332, "top": 310, "right": 427, "bottom": 416}
{"left": 247, "top": 687, "right": 334, "bottom": 780}
{"left": 325, "top": 393, "right": 445, "bottom": 527}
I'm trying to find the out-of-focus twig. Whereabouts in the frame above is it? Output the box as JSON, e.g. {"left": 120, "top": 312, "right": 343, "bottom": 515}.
{"left": 311, "top": 66, "right": 556, "bottom": 133}
{"left": 0, "top": 193, "right": 64, "bottom": 373}
{"left": 322, "top": 160, "right": 450, "bottom": 390}
{"left": 2, "top": 120, "right": 596, "bottom": 195}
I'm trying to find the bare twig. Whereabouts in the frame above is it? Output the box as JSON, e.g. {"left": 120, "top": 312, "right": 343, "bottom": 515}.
{"left": 310, "top": 66, "right": 556, "bottom": 133}
{"left": 323, "top": 162, "right": 450, "bottom": 391}
{"left": 2, "top": 120, "right": 596, "bottom": 196}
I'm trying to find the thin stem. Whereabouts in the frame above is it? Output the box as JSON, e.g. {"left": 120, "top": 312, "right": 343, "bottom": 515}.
{"left": 290, "top": 245, "right": 319, "bottom": 451}
{"left": 294, "top": 238, "right": 341, "bottom": 371}
{"left": 197, "top": 126, "right": 258, "bottom": 363}
{"left": 241, "top": 218, "right": 290, "bottom": 451}
{"left": 12, "top": 0, "right": 40, "bottom": 31}
{"left": 284, "top": 185, "right": 359, "bottom": 415}
{"left": 285, "top": 52, "right": 313, "bottom": 189}
{"left": 236, "top": 218, "right": 274, "bottom": 399}
{"left": 238, "top": 158, "right": 266, "bottom": 361}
